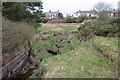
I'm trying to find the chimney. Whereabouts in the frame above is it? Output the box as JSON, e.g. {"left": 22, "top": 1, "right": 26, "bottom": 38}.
{"left": 49, "top": 10, "right": 51, "bottom": 13}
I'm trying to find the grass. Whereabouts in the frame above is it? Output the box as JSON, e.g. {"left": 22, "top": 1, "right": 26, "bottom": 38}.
{"left": 35, "top": 26, "right": 62, "bottom": 34}
{"left": 89, "top": 36, "right": 118, "bottom": 63}
{"left": 30, "top": 25, "right": 118, "bottom": 78}
{"left": 30, "top": 25, "right": 78, "bottom": 78}
{"left": 40, "top": 42, "right": 118, "bottom": 78}
{"left": 90, "top": 37, "right": 118, "bottom": 51}
{"left": 35, "top": 25, "right": 78, "bottom": 34}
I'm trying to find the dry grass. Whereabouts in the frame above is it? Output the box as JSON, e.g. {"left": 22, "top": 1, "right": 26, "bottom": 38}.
{"left": 2, "top": 18, "right": 34, "bottom": 58}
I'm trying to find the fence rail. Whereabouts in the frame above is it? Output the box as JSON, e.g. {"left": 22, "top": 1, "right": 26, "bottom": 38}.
{"left": 1, "top": 47, "right": 31, "bottom": 80}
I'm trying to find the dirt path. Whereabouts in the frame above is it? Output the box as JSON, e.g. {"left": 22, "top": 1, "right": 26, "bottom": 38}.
{"left": 40, "top": 20, "right": 97, "bottom": 27}
{"left": 41, "top": 23, "right": 82, "bottom": 27}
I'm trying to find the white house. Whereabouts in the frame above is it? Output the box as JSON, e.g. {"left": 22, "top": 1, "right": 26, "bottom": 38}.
{"left": 73, "top": 10, "right": 99, "bottom": 18}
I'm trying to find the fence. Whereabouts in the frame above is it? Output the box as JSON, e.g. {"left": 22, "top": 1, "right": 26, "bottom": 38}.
{"left": 1, "top": 47, "right": 31, "bottom": 80}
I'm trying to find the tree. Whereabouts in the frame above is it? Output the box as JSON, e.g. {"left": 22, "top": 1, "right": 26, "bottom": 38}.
{"left": 2, "top": 1, "right": 43, "bottom": 22}
{"left": 58, "top": 13, "right": 64, "bottom": 19}
{"left": 33, "top": 10, "right": 45, "bottom": 23}
{"left": 98, "top": 11, "right": 109, "bottom": 22}
{"left": 93, "top": 2, "right": 113, "bottom": 12}
{"left": 77, "top": 16, "right": 88, "bottom": 23}
{"left": 93, "top": 2, "right": 113, "bottom": 22}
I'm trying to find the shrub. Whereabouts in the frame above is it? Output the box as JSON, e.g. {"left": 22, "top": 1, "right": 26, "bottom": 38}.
{"left": 2, "top": 18, "right": 34, "bottom": 58}
{"left": 77, "top": 22, "right": 118, "bottom": 41}
{"left": 109, "top": 18, "right": 118, "bottom": 25}
{"left": 41, "top": 19, "right": 49, "bottom": 23}
{"left": 76, "top": 16, "right": 88, "bottom": 23}
{"left": 65, "top": 17, "right": 75, "bottom": 23}
{"left": 47, "top": 19, "right": 66, "bottom": 23}
{"left": 77, "top": 23, "right": 94, "bottom": 40}
{"left": 94, "top": 23, "right": 118, "bottom": 36}
{"left": 72, "top": 17, "right": 77, "bottom": 23}
{"left": 34, "top": 23, "right": 41, "bottom": 29}
{"left": 91, "top": 16, "right": 97, "bottom": 19}
{"left": 98, "top": 11, "right": 110, "bottom": 23}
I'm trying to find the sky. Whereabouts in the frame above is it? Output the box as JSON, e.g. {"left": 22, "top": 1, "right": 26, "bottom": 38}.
{"left": 42, "top": 0, "right": 119, "bottom": 17}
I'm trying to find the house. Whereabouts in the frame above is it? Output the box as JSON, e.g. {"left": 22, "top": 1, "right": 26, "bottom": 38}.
{"left": 73, "top": 10, "right": 99, "bottom": 18}
{"left": 44, "top": 10, "right": 60, "bottom": 19}
{"left": 107, "top": 9, "right": 118, "bottom": 18}
{"left": 74, "top": 9, "right": 118, "bottom": 19}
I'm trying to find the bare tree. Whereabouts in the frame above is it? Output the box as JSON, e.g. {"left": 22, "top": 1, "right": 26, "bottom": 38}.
{"left": 93, "top": 2, "right": 113, "bottom": 12}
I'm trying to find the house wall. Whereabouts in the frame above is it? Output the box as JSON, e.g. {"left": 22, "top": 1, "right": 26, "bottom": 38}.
{"left": 107, "top": 13, "right": 118, "bottom": 18}
{"left": 45, "top": 13, "right": 59, "bottom": 19}
{"left": 73, "top": 13, "right": 99, "bottom": 18}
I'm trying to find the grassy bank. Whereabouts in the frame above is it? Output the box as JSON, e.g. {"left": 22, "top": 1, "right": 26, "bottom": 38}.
{"left": 30, "top": 25, "right": 118, "bottom": 78}
{"left": 89, "top": 37, "right": 118, "bottom": 64}
{"left": 39, "top": 42, "right": 117, "bottom": 78}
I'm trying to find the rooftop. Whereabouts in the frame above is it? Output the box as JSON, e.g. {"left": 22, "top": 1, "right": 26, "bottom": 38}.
{"left": 75, "top": 10, "right": 97, "bottom": 14}
{"left": 44, "top": 10, "right": 60, "bottom": 14}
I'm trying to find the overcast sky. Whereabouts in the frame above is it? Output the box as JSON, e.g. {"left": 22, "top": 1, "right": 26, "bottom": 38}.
{"left": 42, "top": 0, "right": 119, "bottom": 17}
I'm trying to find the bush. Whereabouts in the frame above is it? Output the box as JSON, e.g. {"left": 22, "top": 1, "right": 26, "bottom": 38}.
{"left": 95, "top": 23, "right": 118, "bottom": 36}
{"left": 91, "top": 16, "right": 97, "bottom": 19}
{"left": 77, "top": 23, "right": 94, "bottom": 40}
{"left": 41, "top": 19, "right": 49, "bottom": 23}
{"left": 47, "top": 19, "right": 66, "bottom": 23}
{"left": 2, "top": 18, "right": 34, "bottom": 58}
{"left": 34, "top": 23, "right": 41, "bottom": 29}
{"left": 76, "top": 16, "right": 88, "bottom": 23}
{"left": 109, "top": 18, "right": 118, "bottom": 25}
{"left": 65, "top": 17, "right": 75, "bottom": 23}
{"left": 98, "top": 11, "right": 110, "bottom": 23}
{"left": 77, "top": 22, "right": 118, "bottom": 41}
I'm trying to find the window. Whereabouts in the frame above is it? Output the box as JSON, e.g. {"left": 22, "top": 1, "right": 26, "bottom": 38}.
{"left": 113, "top": 13, "right": 116, "bottom": 17}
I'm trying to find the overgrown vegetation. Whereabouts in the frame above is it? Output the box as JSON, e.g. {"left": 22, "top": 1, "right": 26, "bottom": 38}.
{"left": 30, "top": 24, "right": 118, "bottom": 78}
{"left": 2, "top": 18, "right": 34, "bottom": 58}
{"left": 2, "top": 1, "right": 44, "bottom": 58}
{"left": 65, "top": 17, "right": 76, "bottom": 23}
{"left": 77, "top": 21, "right": 118, "bottom": 41}
{"left": 65, "top": 16, "right": 88, "bottom": 23}
{"left": 76, "top": 16, "right": 88, "bottom": 23}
